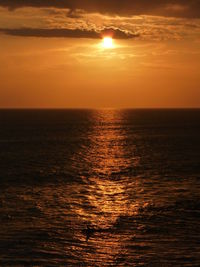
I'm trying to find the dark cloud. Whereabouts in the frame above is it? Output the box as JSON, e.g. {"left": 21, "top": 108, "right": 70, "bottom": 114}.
{"left": 0, "top": 0, "right": 200, "bottom": 18}
{"left": 0, "top": 27, "right": 137, "bottom": 39}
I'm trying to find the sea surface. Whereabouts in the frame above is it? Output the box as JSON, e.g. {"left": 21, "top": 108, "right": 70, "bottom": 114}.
{"left": 0, "top": 109, "right": 200, "bottom": 266}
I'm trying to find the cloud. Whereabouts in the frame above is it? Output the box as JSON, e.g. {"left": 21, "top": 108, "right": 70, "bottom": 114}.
{"left": 0, "top": 6, "right": 199, "bottom": 41}
{"left": 0, "top": 27, "right": 137, "bottom": 39}
{"left": 0, "top": 0, "right": 200, "bottom": 18}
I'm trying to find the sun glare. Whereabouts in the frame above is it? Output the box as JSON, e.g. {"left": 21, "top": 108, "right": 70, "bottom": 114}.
{"left": 102, "top": 37, "right": 114, "bottom": 49}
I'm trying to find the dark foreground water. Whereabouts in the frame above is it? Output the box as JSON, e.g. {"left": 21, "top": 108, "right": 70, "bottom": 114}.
{"left": 0, "top": 109, "right": 200, "bottom": 266}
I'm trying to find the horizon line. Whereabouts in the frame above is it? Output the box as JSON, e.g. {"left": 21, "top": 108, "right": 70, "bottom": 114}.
{"left": 0, "top": 107, "right": 200, "bottom": 110}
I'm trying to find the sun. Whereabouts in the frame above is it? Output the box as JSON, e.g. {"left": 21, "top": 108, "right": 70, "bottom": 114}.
{"left": 102, "top": 37, "right": 114, "bottom": 49}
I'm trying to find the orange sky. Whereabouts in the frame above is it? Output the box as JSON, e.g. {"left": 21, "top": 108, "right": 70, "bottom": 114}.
{"left": 0, "top": 2, "right": 200, "bottom": 108}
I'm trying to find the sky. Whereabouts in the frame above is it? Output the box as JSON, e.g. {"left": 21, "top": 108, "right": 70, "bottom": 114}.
{"left": 0, "top": 0, "right": 200, "bottom": 108}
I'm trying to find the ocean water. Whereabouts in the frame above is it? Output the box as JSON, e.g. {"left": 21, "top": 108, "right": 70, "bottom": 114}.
{"left": 0, "top": 109, "right": 200, "bottom": 266}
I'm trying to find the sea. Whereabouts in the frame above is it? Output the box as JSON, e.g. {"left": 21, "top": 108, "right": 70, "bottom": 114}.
{"left": 0, "top": 109, "right": 200, "bottom": 266}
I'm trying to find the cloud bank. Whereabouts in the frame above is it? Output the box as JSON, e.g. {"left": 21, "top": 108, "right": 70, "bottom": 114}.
{"left": 0, "top": 27, "right": 137, "bottom": 39}
{"left": 0, "top": 0, "right": 200, "bottom": 18}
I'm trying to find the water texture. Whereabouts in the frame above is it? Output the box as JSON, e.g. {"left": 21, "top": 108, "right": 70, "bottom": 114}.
{"left": 0, "top": 109, "right": 200, "bottom": 266}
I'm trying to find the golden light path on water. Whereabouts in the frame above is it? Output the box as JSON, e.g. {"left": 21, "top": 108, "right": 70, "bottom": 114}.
{"left": 71, "top": 110, "right": 145, "bottom": 265}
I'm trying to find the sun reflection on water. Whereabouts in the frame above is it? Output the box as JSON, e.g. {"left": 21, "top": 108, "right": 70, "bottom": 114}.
{"left": 66, "top": 110, "right": 143, "bottom": 264}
